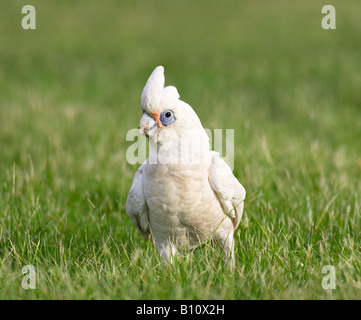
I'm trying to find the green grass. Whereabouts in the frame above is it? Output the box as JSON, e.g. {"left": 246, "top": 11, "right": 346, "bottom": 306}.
{"left": 0, "top": 0, "right": 361, "bottom": 299}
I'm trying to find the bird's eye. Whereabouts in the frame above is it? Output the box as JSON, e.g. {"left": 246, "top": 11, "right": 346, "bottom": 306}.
{"left": 160, "top": 109, "right": 176, "bottom": 126}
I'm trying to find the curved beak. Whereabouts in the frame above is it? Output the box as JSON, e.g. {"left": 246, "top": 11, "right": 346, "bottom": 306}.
{"left": 139, "top": 113, "right": 158, "bottom": 137}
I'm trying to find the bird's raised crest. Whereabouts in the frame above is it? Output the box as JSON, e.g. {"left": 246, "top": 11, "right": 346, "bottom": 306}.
{"left": 141, "top": 66, "right": 180, "bottom": 112}
{"left": 141, "top": 66, "right": 165, "bottom": 112}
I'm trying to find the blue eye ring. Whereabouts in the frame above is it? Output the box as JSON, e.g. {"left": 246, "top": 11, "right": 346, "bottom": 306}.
{"left": 160, "top": 109, "right": 176, "bottom": 126}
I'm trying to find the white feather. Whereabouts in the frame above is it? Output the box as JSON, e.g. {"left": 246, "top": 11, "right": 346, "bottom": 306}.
{"left": 141, "top": 66, "right": 165, "bottom": 113}
{"left": 125, "top": 162, "right": 150, "bottom": 239}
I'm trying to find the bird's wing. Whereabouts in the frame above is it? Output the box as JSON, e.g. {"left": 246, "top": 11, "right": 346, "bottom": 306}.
{"left": 126, "top": 163, "right": 151, "bottom": 240}
{"left": 208, "top": 152, "right": 246, "bottom": 229}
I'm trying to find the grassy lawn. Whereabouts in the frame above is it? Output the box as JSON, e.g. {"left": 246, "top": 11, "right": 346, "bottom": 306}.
{"left": 0, "top": 0, "right": 360, "bottom": 299}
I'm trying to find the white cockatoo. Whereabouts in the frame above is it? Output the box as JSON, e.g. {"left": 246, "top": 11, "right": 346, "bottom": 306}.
{"left": 126, "top": 66, "right": 246, "bottom": 265}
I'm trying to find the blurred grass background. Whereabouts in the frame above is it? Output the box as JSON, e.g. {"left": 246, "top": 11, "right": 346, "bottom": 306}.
{"left": 0, "top": 0, "right": 360, "bottom": 299}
